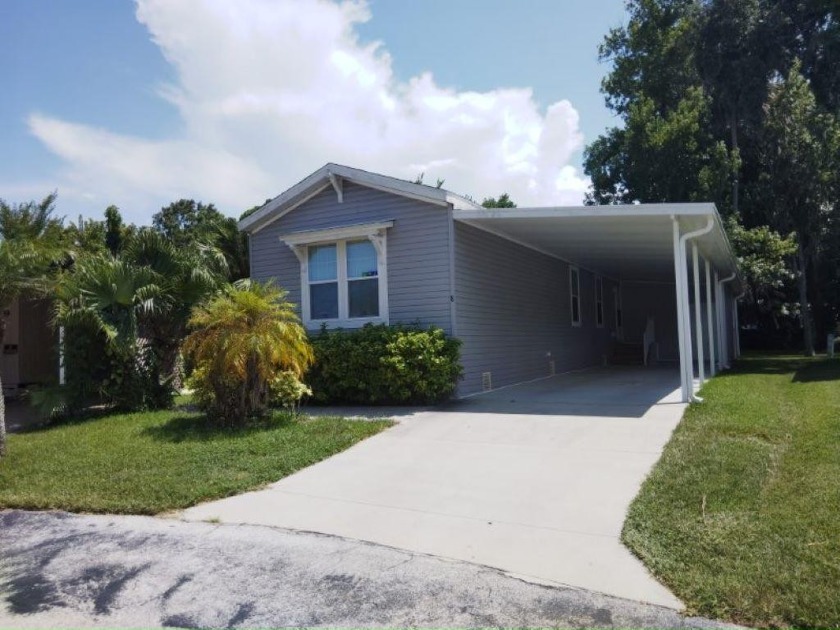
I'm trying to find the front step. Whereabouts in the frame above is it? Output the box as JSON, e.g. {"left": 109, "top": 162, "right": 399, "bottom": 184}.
{"left": 611, "top": 342, "right": 644, "bottom": 366}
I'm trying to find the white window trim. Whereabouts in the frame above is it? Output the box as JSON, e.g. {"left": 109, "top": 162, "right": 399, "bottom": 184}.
{"left": 280, "top": 221, "right": 392, "bottom": 329}
{"left": 595, "top": 275, "right": 604, "bottom": 328}
{"left": 569, "top": 266, "right": 581, "bottom": 327}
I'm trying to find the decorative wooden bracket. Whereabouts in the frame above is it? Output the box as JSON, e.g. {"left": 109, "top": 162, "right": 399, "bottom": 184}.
{"left": 368, "top": 230, "right": 386, "bottom": 257}
{"left": 328, "top": 172, "right": 343, "bottom": 203}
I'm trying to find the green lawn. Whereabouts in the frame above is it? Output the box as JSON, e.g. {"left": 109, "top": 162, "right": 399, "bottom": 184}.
{"left": 623, "top": 355, "right": 840, "bottom": 628}
{"left": 0, "top": 406, "right": 390, "bottom": 515}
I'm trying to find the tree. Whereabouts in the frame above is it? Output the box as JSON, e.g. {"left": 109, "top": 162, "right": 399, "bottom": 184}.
{"left": 0, "top": 193, "right": 66, "bottom": 455}
{"left": 481, "top": 193, "right": 517, "bottom": 208}
{"left": 126, "top": 228, "right": 228, "bottom": 394}
{"left": 183, "top": 280, "right": 313, "bottom": 424}
{"left": 585, "top": 87, "right": 734, "bottom": 206}
{"left": 104, "top": 205, "right": 127, "bottom": 256}
{"left": 152, "top": 199, "right": 226, "bottom": 248}
{"left": 756, "top": 64, "right": 840, "bottom": 354}
{"left": 153, "top": 199, "right": 248, "bottom": 281}
{"left": 728, "top": 222, "right": 798, "bottom": 334}
{"left": 695, "top": 0, "right": 778, "bottom": 213}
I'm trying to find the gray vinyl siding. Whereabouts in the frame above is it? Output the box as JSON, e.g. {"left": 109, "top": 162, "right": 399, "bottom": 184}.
{"left": 453, "top": 222, "right": 616, "bottom": 396}
{"left": 248, "top": 182, "right": 453, "bottom": 333}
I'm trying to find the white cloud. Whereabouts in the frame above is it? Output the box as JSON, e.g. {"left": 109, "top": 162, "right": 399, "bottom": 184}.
{"left": 26, "top": 0, "right": 590, "bottom": 222}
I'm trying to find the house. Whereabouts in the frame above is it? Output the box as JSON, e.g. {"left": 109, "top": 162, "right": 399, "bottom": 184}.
{"left": 240, "top": 164, "right": 743, "bottom": 402}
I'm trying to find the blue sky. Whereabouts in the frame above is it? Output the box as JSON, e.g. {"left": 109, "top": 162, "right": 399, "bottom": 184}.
{"left": 1, "top": 1, "right": 627, "bottom": 223}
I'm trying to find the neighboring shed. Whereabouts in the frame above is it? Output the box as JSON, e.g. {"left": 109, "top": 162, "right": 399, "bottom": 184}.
{"left": 241, "top": 163, "right": 743, "bottom": 402}
{"left": 1, "top": 297, "right": 58, "bottom": 397}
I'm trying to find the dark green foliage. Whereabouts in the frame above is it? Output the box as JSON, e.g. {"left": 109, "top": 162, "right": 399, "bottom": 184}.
{"left": 481, "top": 193, "right": 517, "bottom": 208}
{"left": 104, "top": 205, "right": 126, "bottom": 256}
{"left": 307, "top": 324, "right": 462, "bottom": 405}
{"left": 153, "top": 199, "right": 248, "bottom": 281}
{"left": 728, "top": 221, "right": 799, "bottom": 344}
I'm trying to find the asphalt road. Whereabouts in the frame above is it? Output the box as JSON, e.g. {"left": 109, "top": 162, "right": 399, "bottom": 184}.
{"left": 0, "top": 510, "right": 735, "bottom": 628}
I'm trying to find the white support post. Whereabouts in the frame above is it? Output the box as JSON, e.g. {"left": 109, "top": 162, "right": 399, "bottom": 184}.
{"left": 714, "top": 271, "right": 722, "bottom": 370}
{"left": 733, "top": 297, "right": 741, "bottom": 358}
{"left": 672, "top": 219, "right": 690, "bottom": 402}
{"left": 693, "top": 244, "right": 705, "bottom": 384}
{"left": 706, "top": 259, "right": 715, "bottom": 377}
{"left": 717, "top": 273, "right": 736, "bottom": 369}
{"left": 675, "top": 216, "right": 713, "bottom": 403}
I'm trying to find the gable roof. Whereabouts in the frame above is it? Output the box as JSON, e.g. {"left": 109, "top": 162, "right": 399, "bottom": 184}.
{"left": 239, "top": 163, "right": 482, "bottom": 234}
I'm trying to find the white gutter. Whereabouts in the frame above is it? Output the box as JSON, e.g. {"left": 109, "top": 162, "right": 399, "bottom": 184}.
{"left": 674, "top": 216, "right": 714, "bottom": 403}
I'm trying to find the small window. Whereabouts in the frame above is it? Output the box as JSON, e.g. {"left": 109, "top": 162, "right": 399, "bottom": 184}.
{"left": 570, "top": 267, "right": 581, "bottom": 327}
{"left": 595, "top": 276, "right": 604, "bottom": 328}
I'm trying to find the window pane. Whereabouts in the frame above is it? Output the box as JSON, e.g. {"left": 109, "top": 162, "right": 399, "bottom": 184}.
{"left": 308, "top": 244, "right": 337, "bottom": 282}
{"left": 597, "top": 303, "right": 604, "bottom": 325}
{"left": 572, "top": 298, "right": 580, "bottom": 323}
{"left": 347, "top": 240, "right": 378, "bottom": 279}
{"left": 310, "top": 282, "right": 338, "bottom": 319}
{"left": 348, "top": 278, "right": 379, "bottom": 318}
{"left": 571, "top": 270, "right": 579, "bottom": 295}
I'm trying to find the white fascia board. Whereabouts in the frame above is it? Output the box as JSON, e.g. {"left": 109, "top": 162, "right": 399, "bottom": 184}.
{"left": 446, "top": 193, "right": 482, "bottom": 210}
{"left": 452, "top": 202, "right": 716, "bottom": 221}
{"left": 279, "top": 220, "right": 394, "bottom": 246}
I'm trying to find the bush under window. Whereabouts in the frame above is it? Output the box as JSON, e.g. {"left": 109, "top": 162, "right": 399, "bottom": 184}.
{"left": 307, "top": 324, "right": 462, "bottom": 405}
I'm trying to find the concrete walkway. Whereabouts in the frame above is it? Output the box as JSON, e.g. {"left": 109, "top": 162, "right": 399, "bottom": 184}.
{"left": 181, "top": 367, "right": 686, "bottom": 609}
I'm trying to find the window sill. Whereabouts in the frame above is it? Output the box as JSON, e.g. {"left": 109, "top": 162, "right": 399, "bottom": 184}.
{"left": 305, "top": 316, "right": 389, "bottom": 331}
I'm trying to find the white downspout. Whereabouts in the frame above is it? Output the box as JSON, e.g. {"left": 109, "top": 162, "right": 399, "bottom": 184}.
{"left": 718, "top": 273, "right": 736, "bottom": 368}
{"left": 693, "top": 244, "right": 705, "bottom": 384}
{"left": 672, "top": 219, "right": 690, "bottom": 402}
{"left": 674, "top": 216, "right": 714, "bottom": 403}
{"left": 706, "top": 258, "right": 715, "bottom": 377}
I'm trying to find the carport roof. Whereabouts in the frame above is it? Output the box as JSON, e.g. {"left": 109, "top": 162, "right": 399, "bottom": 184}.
{"left": 453, "top": 203, "right": 742, "bottom": 287}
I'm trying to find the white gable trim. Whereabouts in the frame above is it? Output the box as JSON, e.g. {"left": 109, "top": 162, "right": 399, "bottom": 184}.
{"left": 240, "top": 163, "right": 480, "bottom": 235}
{"left": 248, "top": 183, "right": 330, "bottom": 235}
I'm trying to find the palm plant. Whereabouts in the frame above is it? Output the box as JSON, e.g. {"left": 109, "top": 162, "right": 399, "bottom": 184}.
{"left": 125, "top": 229, "right": 228, "bottom": 391}
{"left": 183, "top": 280, "right": 313, "bottom": 424}
{"left": 54, "top": 255, "right": 163, "bottom": 410}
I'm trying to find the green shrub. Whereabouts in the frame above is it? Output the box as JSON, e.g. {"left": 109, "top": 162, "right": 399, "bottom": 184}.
{"left": 308, "top": 324, "right": 462, "bottom": 405}
{"left": 268, "top": 371, "right": 312, "bottom": 410}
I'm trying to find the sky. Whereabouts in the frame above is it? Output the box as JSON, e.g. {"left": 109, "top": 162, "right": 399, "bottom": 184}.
{"left": 0, "top": 0, "right": 628, "bottom": 224}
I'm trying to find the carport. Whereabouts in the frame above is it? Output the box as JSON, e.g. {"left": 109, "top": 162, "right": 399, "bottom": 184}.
{"left": 452, "top": 203, "right": 744, "bottom": 402}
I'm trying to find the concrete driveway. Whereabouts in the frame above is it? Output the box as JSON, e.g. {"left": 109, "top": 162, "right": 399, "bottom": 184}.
{"left": 181, "top": 367, "right": 685, "bottom": 609}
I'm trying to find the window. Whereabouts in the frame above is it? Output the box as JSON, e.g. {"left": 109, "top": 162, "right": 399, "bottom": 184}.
{"left": 282, "top": 221, "right": 391, "bottom": 328}
{"left": 570, "top": 266, "right": 581, "bottom": 327}
{"left": 346, "top": 240, "right": 379, "bottom": 318}
{"left": 595, "top": 276, "right": 604, "bottom": 327}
